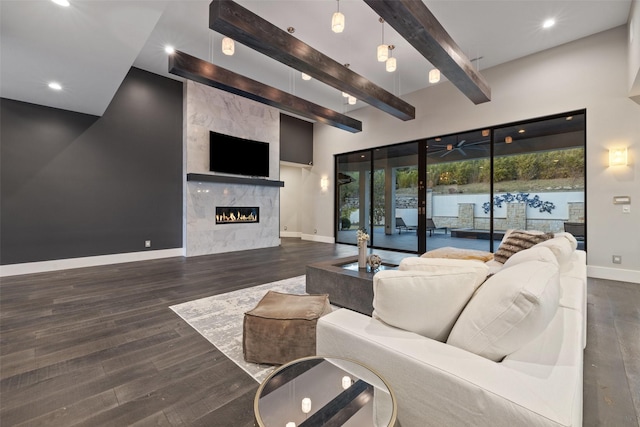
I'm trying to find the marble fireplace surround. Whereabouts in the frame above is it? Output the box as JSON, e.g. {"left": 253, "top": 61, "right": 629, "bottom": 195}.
{"left": 186, "top": 178, "right": 280, "bottom": 256}
{"left": 184, "top": 81, "right": 282, "bottom": 257}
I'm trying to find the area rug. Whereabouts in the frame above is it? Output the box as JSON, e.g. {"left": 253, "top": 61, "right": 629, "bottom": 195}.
{"left": 169, "top": 275, "right": 307, "bottom": 383}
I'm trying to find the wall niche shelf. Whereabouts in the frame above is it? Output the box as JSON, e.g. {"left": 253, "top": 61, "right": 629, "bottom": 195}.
{"left": 186, "top": 173, "right": 284, "bottom": 187}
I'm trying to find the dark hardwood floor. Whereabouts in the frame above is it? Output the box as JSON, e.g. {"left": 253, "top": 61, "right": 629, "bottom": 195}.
{"left": 1, "top": 239, "right": 638, "bottom": 426}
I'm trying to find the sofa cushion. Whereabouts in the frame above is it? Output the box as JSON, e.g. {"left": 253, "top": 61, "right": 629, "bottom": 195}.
{"left": 494, "top": 230, "right": 554, "bottom": 263}
{"left": 400, "top": 256, "right": 489, "bottom": 279}
{"left": 447, "top": 260, "right": 560, "bottom": 362}
{"left": 503, "top": 245, "right": 558, "bottom": 269}
{"left": 421, "top": 246, "right": 494, "bottom": 262}
{"left": 373, "top": 262, "right": 489, "bottom": 342}
{"left": 533, "top": 236, "right": 574, "bottom": 271}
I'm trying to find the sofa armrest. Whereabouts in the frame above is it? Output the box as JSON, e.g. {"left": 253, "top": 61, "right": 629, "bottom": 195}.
{"left": 317, "top": 308, "right": 583, "bottom": 427}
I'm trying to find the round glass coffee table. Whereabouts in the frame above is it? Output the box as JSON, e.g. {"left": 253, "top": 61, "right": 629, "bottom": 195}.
{"left": 254, "top": 356, "right": 397, "bottom": 426}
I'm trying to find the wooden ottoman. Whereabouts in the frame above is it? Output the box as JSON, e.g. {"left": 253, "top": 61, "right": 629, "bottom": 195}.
{"left": 243, "top": 290, "right": 332, "bottom": 365}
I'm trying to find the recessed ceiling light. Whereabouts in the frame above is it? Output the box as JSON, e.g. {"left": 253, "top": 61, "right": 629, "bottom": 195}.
{"left": 164, "top": 45, "right": 175, "bottom": 54}
{"left": 48, "top": 82, "right": 62, "bottom": 90}
{"left": 543, "top": 19, "right": 555, "bottom": 29}
{"left": 51, "top": 0, "right": 70, "bottom": 7}
{"left": 566, "top": 116, "right": 573, "bottom": 121}
{"left": 518, "top": 129, "right": 525, "bottom": 134}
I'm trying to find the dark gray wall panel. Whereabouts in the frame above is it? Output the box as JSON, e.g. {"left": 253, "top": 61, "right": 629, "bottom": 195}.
{"left": 1, "top": 68, "right": 183, "bottom": 265}
{"left": 280, "top": 114, "right": 313, "bottom": 165}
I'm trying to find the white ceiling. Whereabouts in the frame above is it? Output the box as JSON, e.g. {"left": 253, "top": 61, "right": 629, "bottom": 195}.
{"left": 0, "top": 0, "right": 632, "bottom": 118}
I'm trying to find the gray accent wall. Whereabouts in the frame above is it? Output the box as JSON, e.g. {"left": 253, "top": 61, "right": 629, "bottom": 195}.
{"left": 1, "top": 67, "right": 183, "bottom": 265}
{"left": 280, "top": 114, "right": 313, "bottom": 165}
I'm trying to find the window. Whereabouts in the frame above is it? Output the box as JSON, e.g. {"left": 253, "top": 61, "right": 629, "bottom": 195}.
{"left": 334, "top": 110, "right": 586, "bottom": 253}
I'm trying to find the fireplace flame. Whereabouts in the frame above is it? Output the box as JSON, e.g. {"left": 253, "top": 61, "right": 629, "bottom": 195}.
{"left": 216, "top": 207, "right": 259, "bottom": 224}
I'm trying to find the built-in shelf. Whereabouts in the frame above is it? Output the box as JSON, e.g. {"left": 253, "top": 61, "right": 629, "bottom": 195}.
{"left": 186, "top": 173, "right": 284, "bottom": 187}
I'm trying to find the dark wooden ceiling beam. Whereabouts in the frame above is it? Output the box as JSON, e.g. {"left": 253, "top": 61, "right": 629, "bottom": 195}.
{"left": 169, "top": 50, "right": 362, "bottom": 133}
{"left": 364, "top": 0, "right": 491, "bottom": 105}
{"left": 209, "top": 0, "right": 415, "bottom": 121}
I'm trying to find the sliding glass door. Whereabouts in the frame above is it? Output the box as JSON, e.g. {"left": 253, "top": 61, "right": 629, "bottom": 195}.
{"left": 372, "top": 143, "right": 419, "bottom": 252}
{"left": 492, "top": 112, "right": 586, "bottom": 250}
{"left": 335, "top": 110, "right": 586, "bottom": 254}
{"left": 335, "top": 143, "right": 419, "bottom": 252}
{"left": 425, "top": 129, "right": 492, "bottom": 252}
{"left": 336, "top": 151, "right": 371, "bottom": 247}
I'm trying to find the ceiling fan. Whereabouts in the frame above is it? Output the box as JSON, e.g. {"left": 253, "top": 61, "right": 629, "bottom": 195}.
{"left": 429, "top": 139, "right": 489, "bottom": 157}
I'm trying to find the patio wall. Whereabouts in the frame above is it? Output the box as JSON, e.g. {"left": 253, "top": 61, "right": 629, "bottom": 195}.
{"left": 431, "top": 191, "right": 584, "bottom": 232}
{"left": 347, "top": 191, "right": 583, "bottom": 233}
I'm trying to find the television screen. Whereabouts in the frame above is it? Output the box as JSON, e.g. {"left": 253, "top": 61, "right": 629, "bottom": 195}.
{"left": 209, "top": 131, "right": 270, "bottom": 178}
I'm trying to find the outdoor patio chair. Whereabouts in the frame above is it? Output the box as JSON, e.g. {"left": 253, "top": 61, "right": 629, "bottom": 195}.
{"left": 426, "top": 218, "right": 448, "bottom": 236}
{"left": 396, "top": 217, "right": 417, "bottom": 234}
{"left": 563, "top": 222, "right": 585, "bottom": 241}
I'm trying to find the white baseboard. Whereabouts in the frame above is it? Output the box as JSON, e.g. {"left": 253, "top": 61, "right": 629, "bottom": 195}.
{"left": 280, "top": 231, "right": 302, "bottom": 238}
{"left": 301, "top": 234, "right": 335, "bottom": 244}
{"left": 0, "top": 248, "right": 185, "bottom": 278}
{"left": 587, "top": 265, "right": 640, "bottom": 284}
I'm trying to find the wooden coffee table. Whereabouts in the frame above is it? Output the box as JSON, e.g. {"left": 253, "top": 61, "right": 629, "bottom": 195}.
{"left": 305, "top": 256, "right": 398, "bottom": 316}
{"left": 254, "top": 356, "right": 397, "bottom": 427}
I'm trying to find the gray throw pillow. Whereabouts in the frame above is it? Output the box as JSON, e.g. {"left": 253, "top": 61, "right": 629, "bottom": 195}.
{"left": 494, "top": 231, "right": 554, "bottom": 264}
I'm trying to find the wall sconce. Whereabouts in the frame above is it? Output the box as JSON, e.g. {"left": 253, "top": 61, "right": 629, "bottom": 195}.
{"left": 505, "top": 136, "right": 513, "bottom": 144}
{"left": 320, "top": 177, "right": 329, "bottom": 191}
{"left": 609, "top": 147, "right": 628, "bottom": 166}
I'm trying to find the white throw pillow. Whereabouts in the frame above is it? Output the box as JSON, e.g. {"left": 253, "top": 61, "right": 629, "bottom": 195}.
{"left": 533, "top": 236, "right": 574, "bottom": 271}
{"left": 373, "top": 263, "right": 489, "bottom": 342}
{"left": 503, "top": 245, "right": 558, "bottom": 269}
{"left": 554, "top": 231, "right": 579, "bottom": 251}
{"left": 446, "top": 260, "right": 560, "bottom": 362}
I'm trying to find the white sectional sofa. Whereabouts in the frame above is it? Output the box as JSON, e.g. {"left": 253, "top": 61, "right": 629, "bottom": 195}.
{"left": 317, "top": 232, "right": 587, "bottom": 427}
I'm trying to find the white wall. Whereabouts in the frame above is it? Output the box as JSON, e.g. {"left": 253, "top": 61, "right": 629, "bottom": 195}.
{"left": 307, "top": 26, "right": 640, "bottom": 282}
{"left": 280, "top": 164, "right": 304, "bottom": 237}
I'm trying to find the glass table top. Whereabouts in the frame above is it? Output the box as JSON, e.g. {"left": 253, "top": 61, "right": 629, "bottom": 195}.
{"left": 339, "top": 262, "right": 398, "bottom": 273}
{"left": 255, "top": 356, "right": 397, "bottom": 427}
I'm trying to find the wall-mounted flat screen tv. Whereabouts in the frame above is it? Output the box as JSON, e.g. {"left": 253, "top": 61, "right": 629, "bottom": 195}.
{"left": 209, "top": 131, "right": 270, "bottom": 178}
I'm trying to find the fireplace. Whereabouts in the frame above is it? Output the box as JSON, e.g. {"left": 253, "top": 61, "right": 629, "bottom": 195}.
{"left": 216, "top": 207, "right": 259, "bottom": 224}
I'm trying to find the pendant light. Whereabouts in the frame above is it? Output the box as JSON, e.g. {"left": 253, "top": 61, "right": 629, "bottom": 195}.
{"left": 332, "top": 0, "right": 345, "bottom": 33}
{"left": 386, "top": 45, "right": 396, "bottom": 72}
{"left": 377, "top": 18, "right": 388, "bottom": 62}
{"left": 222, "top": 37, "right": 235, "bottom": 56}
{"left": 429, "top": 68, "right": 440, "bottom": 83}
